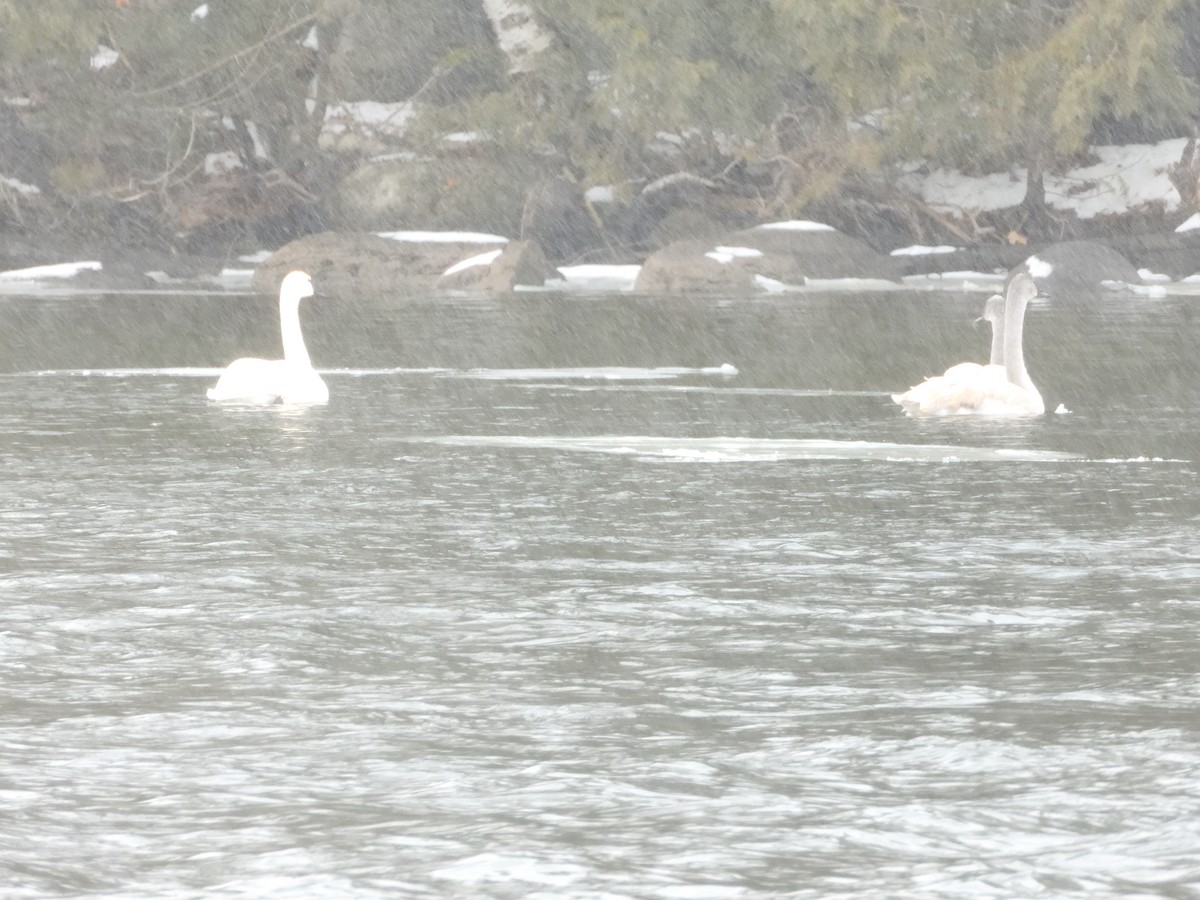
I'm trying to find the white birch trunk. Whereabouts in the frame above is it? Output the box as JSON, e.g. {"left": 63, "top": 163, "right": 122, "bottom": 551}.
{"left": 480, "top": 0, "right": 552, "bottom": 74}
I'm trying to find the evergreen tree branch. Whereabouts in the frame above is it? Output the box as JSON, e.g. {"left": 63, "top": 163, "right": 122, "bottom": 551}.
{"left": 131, "top": 12, "right": 317, "bottom": 98}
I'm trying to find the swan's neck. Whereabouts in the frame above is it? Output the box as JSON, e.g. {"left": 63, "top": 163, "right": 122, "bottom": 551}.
{"left": 1003, "top": 295, "right": 1033, "bottom": 390}
{"left": 988, "top": 316, "right": 1006, "bottom": 367}
{"left": 279, "top": 294, "right": 313, "bottom": 369}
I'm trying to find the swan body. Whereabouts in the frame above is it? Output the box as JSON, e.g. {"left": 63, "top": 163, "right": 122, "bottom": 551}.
{"left": 932, "top": 293, "right": 1007, "bottom": 387}
{"left": 893, "top": 276, "right": 1043, "bottom": 417}
{"left": 207, "top": 270, "right": 329, "bottom": 405}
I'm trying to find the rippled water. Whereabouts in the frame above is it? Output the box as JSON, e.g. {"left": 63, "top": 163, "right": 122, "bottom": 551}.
{"left": 2, "top": 288, "right": 1199, "bottom": 898}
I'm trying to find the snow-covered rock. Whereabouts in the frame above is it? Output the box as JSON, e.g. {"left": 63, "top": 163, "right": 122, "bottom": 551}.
{"left": 252, "top": 230, "right": 511, "bottom": 295}
{"left": 1020, "top": 241, "right": 1141, "bottom": 296}
{"left": 633, "top": 221, "right": 902, "bottom": 295}
{"left": 634, "top": 239, "right": 759, "bottom": 294}
{"left": 436, "top": 240, "right": 552, "bottom": 291}
{"left": 519, "top": 177, "right": 602, "bottom": 263}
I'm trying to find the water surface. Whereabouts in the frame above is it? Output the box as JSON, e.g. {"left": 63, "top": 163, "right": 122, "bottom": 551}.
{"left": 1, "top": 288, "right": 1198, "bottom": 897}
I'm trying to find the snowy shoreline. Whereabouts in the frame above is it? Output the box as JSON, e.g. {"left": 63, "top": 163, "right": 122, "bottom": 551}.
{"left": 2, "top": 238, "right": 1198, "bottom": 297}
{"left": 5, "top": 96, "right": 1200, "bottom": 296}
{"left": 4, "top": 132, "right": 1200, "bottom": 297}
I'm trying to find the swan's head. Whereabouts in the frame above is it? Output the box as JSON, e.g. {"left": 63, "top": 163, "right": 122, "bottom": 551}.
{"left": 281, "top": 270, "right": 315, "bottom": 301}
{"left": 1008, "top": 272, "right": 1040, "bottom": 305}
{"left": 976, "top": 293, "right": 1005, "bottom": 326}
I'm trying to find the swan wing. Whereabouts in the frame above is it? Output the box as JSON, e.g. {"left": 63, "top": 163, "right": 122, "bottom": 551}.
{"left": 894, "top": 366, "right": 1041, "bottom": 417}
{"left": 207, "top": 358, "right": 329, "bottom": 405}
{"left": 207, "top": 357, "right": 287, "bottom": 403}
{"left": 939, "top": 361, "right": 987, "bottom": 383}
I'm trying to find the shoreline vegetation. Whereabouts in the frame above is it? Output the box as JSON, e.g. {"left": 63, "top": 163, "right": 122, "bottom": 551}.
{"left": 3, "top": 1, "right": 1200, "bottom": 291}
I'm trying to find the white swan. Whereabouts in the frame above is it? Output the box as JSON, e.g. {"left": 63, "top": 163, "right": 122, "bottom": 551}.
{"left": 892, "top": 293, "right": 1006, "bottom": 412}
{"left": 937, "top": 292, "right": 1007, "bottom": 385}
{"left": 893, "top": 273, "right": 1044, "bottom": 417}
{"left": 207, "top": 270, "right": 329, "bottom": 404}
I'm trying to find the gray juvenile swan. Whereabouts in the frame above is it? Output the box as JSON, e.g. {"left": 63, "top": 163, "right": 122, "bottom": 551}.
{"left": 207, "top": 270, "right": 329, "bottom": 404}
{"left": 893, "top": 274, "right": 1043, "bottom": 417}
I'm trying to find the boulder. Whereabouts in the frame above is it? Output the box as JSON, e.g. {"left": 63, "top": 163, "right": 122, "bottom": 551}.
{"left": 1098, "top": 232, "right": 1200, "bottom": 280}
{"left": 1022, "top": 240, "right": 1141, "bottom": 296}
{"left": 632, "top": 220, "right": 903, "bottom": 294}
{"left": 727, "top": 221, "right": 904, "bottom": 281}
{"left": 647, "top": 207, "right": 729, "bottom": 247}
{"left": 252, "top": 230, "right": 509, "bottom": 294}
{"left": 889, "top": 244, "right": 1031, "bottom": 278}
{"left": 0, "top": 105, "right": 50, "bottom": 196}
{"left": 436, "top": 240, "right": 553, "bottom": 291}
{"left": 519, "top": 177, "right": 602, "bottom": 264}
{"left": 333, "top": 156, "right": 528, "bottom": 235}
{"left": 617, "top": 172, "right": 751, "bottom": 250}
{"left": 633, "top": 239, "right": 758, "bottom": 294}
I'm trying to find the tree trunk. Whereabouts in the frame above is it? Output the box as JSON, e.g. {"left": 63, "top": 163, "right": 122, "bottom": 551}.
{"left": 1020, "top": 154, "right": 1060, "bottom": 239}
{"left": 480, "top": 0, "right": 553, "bottom": 74}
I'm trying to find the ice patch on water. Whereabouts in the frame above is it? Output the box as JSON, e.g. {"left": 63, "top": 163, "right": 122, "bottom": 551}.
{"left": 401, "top": 435, "right": 1079, "bottom": 463}
{"left": 902, "top": 271, "right": 1006, "bottom": 292}
{"left": 377, "top": 230, "right": 508, "bottom": 244}
{"left": 0, "top": 367, "right": 227, "bottom": 378}
{"left": 802, "top": 277, "right": 906, "bottom": 292}
{"left": 457, "top": 364, "right": 738, "bottom": 381}
{"left": 0, "top": 261, "right": 102, "bottom": 280}
{"left": 890, "top": 244, "right": 959, "bottom": 256}
{"left": 548, "top": 264, "right": 642, "bottom": 292}
{"left": 754, "top": 274, "right": 792, "bottom": 293}
{"left": 2, "top": 365, "right": 736, "bottom": 382}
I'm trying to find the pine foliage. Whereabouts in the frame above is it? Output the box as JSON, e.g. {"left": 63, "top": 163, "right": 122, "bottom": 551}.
{"left": 0, "top": 0, "right": 1195, "bottom": 233}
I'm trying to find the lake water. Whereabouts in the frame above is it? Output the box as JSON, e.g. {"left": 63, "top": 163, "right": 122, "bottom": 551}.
{"left": 1, "top": 286, "right": 1199, "bottom": 898}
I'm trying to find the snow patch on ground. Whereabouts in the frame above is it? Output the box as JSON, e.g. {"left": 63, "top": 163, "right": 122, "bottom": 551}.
{"left": 204, "top": 152, "right": 242, "bottom": 175}
{"left": 319, "top": 100, "right": 415, "bottom": 143}
{"left": 908, "top": 137, "right": 1188, "bottom": 219}
{"left": 90, "top": 46, "right": 119, "bottom": 72}
{"left": 585, "top": 185, "right": 615, "bottom": 204}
